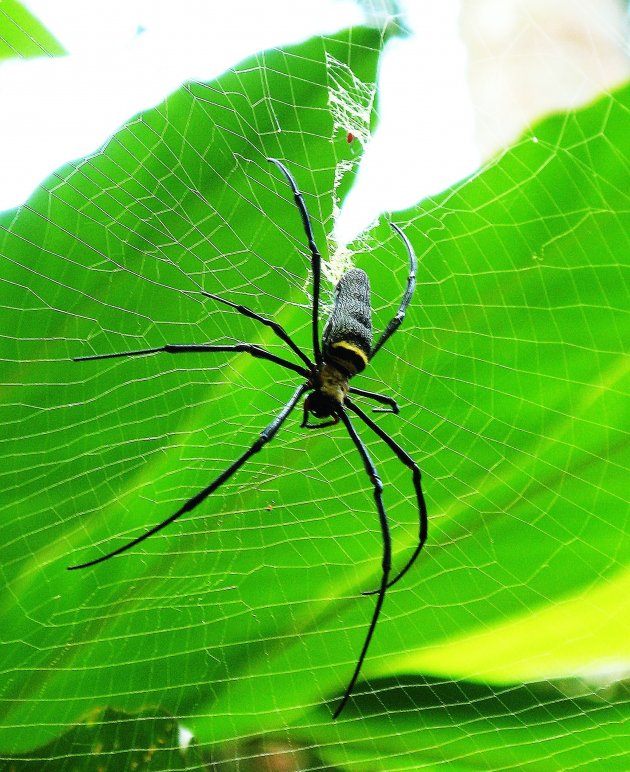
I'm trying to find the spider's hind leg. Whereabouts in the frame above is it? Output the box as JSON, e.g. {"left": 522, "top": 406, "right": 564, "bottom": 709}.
{"left": 201, "top": 291, "right": 313, "bottom": 370}
{"left": 267, "top": 158, "right": 323, "bottom": 365}
{"left": 370, "top": 223, "right": 417, "bottom": 360}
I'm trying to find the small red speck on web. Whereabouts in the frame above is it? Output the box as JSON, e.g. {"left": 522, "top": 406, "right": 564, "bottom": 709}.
{"left": 347, "top": 132, "right": 355, "bottom": 143}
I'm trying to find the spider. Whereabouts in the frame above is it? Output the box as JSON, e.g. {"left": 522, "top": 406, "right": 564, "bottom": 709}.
{"left": 68, "top": 159, "right": 428, "bottom": 719}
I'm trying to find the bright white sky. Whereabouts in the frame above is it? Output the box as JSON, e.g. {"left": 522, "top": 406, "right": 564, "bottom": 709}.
{"left": 0, "top": 0, "right": 479, "bottom": 242}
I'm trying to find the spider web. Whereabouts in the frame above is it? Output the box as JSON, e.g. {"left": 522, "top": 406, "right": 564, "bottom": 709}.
{"left": 1, "top": 5, "right": 629, "bottom": 771}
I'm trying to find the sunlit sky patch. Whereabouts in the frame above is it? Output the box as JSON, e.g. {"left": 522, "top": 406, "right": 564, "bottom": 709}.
{"left": 0, "top": 0, "right": 479, "bottom": 242}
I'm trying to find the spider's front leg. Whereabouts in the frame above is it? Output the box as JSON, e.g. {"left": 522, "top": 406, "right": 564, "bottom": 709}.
{"left": 67, "top": 383, "right": 308, "bottom": 570}
{"left": 333, "top": 408, "right": 392, "bottom": 719}
{"left": 345, "top": 397, "right": 427, "bottom": 595}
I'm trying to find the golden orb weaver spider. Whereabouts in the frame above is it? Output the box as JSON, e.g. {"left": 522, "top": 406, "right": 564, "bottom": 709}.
{"left": 68, "top": 159, "right": 428, "bottom": 718}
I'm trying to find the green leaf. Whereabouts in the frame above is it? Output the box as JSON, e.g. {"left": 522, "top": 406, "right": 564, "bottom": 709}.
{"left": 0, "top": 0, "right": 65, "bottom": 59}
{"left": 305, "top": 677, "right": 630, "bottom": 770}
{"left": 0, "top": 26, "right": 386, "bottom": 754}
{"left": 5, "top": 707, "right": 204, "bottom": 771}
{"left": 1, "top": 23, "right": 628, "bottom": 770}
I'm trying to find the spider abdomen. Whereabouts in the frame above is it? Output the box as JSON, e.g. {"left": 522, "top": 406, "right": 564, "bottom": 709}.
{"left": 322, "top": 268, "right": 372, "bottom": 376}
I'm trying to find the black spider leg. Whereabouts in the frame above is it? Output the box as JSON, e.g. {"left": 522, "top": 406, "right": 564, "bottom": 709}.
{"left": 302, "top": 416, "right": 339, "bottom": 430}
{"left": 267, "top": 158, "right": 323, "bottom": 365}
{"left": 74, "top": 344, "right": 309, "bottom": 379}
{"left": 348, "top": 387, "right": 399, "bottom": 415}
{"left": 345, "top": 398, "right": 427, "bottom": 595}
{"left": 370, "top": 223, "right": 417, "bottom": 360}
{"left": 68, "top": 383, "right": 308, "bottom": 570}
{"left": 333, "top": 409, "right": 391, "bottom": 719}
{"left": 201, "top": 291, "right": 313, "bottom": 370}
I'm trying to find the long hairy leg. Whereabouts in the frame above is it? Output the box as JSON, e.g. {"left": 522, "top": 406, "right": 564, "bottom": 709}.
{"left": 267, "top": 158, "right": 323, "bottom": 365}
{"left": 345, "top": 397, "right": 427, "bottom": 594}
{"left": 68, "top": 384, "right": 308, "bottom": 570}
{"left": 370, "top": 223, "right": 417, "bottom": 360}
{"left": 74, "top": 343, "right": 309, "bottom": 378}
{"left": 333, "top": 409, "right": 391, "bottom": 719}
{"left": 201, "top": 291, "right": 313, "bottom": 369}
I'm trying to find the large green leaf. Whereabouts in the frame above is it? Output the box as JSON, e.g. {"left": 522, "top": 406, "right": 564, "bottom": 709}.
{"left": 0, "top": 25, "right": 387, "bottom": 755}
{"left": 0, "top": 0, "right": 65, "bottom": 59}
{"left": 1, "top": 24, "right": 628, "bottom": 770}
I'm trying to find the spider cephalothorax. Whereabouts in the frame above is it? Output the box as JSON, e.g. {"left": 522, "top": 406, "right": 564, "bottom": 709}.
{"left": 303, "top": 367, "right": 348, "bottom": 425}
{"left": 69, "top": 158, "right": 427, "bottom": 720}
